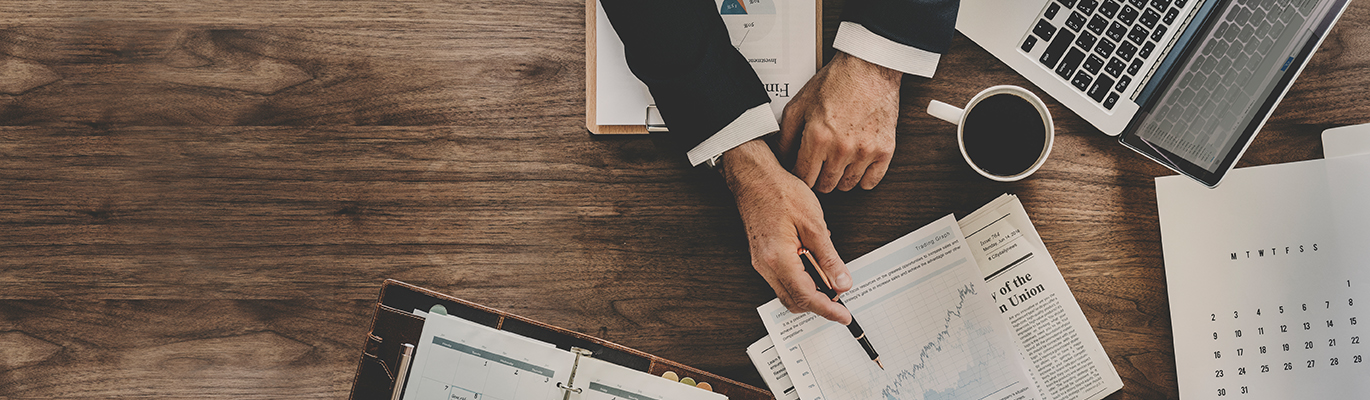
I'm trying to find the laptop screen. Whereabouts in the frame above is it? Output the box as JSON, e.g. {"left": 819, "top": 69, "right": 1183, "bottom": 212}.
{"left": 1121, "top": 0, "right": 1348, "bottom": 186}
{"left": 1139, "top": 0, "right": 1326, "bottom": 171}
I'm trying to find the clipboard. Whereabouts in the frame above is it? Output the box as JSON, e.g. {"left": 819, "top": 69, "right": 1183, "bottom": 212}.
{"left": 585, "top": 0, "right": 823, "bottom": 135}
{"left": 348, "top": 279, "right": 772, "bottom": 400}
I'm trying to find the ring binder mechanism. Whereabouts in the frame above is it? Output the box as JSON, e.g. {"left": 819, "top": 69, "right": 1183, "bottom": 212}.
{"left": 348, "top": 279, "right": 772, "bottom": 400}
{"left": 557, "top": 347, "right": 594, "bottom": 399}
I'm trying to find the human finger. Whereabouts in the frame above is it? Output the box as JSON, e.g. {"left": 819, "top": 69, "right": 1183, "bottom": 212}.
{"left": 835, "top": 159, "right": 872, "bottom": 192}
{"left": 778, "top": 268, "right": 852, "bottom": 324}
{"left": 792, "top": 134, "right": 824, "bottom": 188}
{"left": 777, "top": 104, "right": 805, "bottom": 159}
{"left": 813, "top": 151, "right": 849, "bottom": 193}
{"left": 759, "top": 254, "right": 803, "bottom": 313}
{"left": 859, "top": 155, "right": 891, "bottom": 190}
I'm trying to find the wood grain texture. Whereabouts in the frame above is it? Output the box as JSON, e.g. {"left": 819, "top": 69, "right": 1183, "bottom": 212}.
{"left": 2, "top": 0, "right": 1368, "bottom": 398}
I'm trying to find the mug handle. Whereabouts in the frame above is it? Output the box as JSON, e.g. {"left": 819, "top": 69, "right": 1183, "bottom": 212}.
{"left": 927, "top": 100, "right": 965, "bottom": 125}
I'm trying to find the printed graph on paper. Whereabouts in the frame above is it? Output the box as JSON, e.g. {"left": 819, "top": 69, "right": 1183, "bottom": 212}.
{"left": 790, "top": 261, "right": 1027, "bottom": 400}
{"left": 761, "top": 216, "right": 1035, "bottom": 400}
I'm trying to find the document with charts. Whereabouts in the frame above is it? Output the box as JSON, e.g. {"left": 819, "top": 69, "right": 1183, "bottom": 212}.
{"left": 402, "top": 311, "right": 725, "bottom": 400}
{"left": 755, "top": 196, "right": 1121, "bottom": 400}
{"left": 745, "top": 337, "right": 801, "bottom": 400}
{"left": 1156, "top": 141, "right": 1370, "bottom": 398}
{"left": 758, "top": 213, "right": 1036, "bottom": 400}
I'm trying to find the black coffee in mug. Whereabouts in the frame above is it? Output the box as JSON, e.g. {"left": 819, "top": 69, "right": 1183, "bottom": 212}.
{"left": 961, "top": 93, "right": 1047, "bottom": 177}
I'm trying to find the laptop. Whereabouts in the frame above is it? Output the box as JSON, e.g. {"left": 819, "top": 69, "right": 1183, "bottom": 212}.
{"left": 958, "top": 0, "right": 1351, "bottom": 187}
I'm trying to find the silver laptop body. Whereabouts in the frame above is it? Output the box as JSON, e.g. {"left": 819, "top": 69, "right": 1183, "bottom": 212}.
{"left": 958, "top": 0, "right": 1351, "bottom": 186}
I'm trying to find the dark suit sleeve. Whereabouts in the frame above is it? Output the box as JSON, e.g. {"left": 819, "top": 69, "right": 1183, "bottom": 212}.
{"left": 600, "top": 0, "right": 772, "bottom": 148}
{"left": 841, "top": 0, "right": 960, "bottom": 54}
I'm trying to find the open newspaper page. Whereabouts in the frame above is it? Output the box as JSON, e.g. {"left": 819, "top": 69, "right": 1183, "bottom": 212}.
{"left": 959, "top": 194, "right": 1123, "bottom": 400}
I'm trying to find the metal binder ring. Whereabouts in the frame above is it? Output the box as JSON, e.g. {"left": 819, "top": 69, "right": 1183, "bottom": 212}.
{"left": 556, "top": 382, "right": 583, "bottom": 394}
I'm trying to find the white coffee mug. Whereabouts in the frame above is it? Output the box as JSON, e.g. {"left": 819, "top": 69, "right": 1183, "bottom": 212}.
{"left": 927, "top": 85, "right": 1054, "bottom": 182}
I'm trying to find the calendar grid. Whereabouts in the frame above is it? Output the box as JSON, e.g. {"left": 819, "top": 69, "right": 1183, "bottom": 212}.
{"left": 1202, "top": 279, "right": 1366, "bottom": 398}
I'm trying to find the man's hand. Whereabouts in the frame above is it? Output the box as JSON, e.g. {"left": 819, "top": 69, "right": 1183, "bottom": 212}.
{"left": 722, "top": 139, "right": 854, "bottom": 324}
{"left": 778, "top": 51, "right": 902, "bottom": 193}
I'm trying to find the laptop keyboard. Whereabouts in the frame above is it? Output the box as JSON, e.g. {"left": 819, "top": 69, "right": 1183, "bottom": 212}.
{"left": 1140, "top": 0, "right": 1318, "bottom": 165}
{"left": 1023, "top": 0, "right": 1189, "bottom": 110}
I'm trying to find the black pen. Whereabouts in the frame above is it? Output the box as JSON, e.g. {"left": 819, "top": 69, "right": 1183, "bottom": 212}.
{"left": 798, "top": 248, "right": 883, "bottom": 370}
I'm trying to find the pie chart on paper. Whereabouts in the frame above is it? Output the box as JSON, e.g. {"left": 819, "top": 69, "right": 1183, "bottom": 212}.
{"left": 717, "top": 0, "right": 777, "bottom": 51}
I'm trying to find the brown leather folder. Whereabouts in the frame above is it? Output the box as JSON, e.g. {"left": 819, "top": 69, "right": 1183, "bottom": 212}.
{"left": 349, "top": 279, "right": 773, "bottom": 400}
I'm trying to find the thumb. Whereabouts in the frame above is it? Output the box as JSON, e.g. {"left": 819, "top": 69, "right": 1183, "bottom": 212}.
{"left": 777, "top": 104, "right": 804, "bottom": 163}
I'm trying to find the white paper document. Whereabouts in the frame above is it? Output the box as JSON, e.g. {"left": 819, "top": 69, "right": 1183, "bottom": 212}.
{"left": 1326, "top": 151, "right": 1370, "bottom": 272}
{"left": 594, "top": 0, "right": 817, "bottom": 125}
{"left": 404, "top": 312, "right": 574, "bottom": 400}
{"left": 403, "top": 312, "right": 725, "bottom": 400}
{"left": 1322, "top": 122, "right": 1370, "bottom": 158}
{"left": 759, "top": 214, "right": 1040, "bottom": 400}
{"left": 746, "top": 336, "right": 801, "bottom": 400}
{"left": 1156, "top": 152, "right": 1370, "bottom": 398}
{"left": 571, "top": 357, "right": 730, "bottom": 400}
{"left": 752, "top": 195, "right": 1121, "bottom": 400}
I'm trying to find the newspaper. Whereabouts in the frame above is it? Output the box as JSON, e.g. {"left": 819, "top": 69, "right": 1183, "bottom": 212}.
{"left": 749, "top": 194, "right": 1122, "bottom": 400}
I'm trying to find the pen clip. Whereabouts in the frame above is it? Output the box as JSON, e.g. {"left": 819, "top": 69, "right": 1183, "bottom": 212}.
{"left": 390, "top": 343, "right": 415, "bottom": 400}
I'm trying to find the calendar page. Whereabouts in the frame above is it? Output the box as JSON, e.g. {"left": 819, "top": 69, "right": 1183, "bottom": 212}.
{"left": 404, "top": 312, "right": 574, "bottom": 400}
{"left": 1157, "top": 159, "right": 1370, "bottom": 399}
{"left": 571, "top": 357, "right": 728, "bottom": 400}
{"left": 401, "top": 311, "right": 727, "bottom": 400}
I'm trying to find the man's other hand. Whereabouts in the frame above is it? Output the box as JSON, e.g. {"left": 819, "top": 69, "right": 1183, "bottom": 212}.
{"left": 778, "top": 51, "right": 902, "bottom": 193}
{"left": 723, "top": 139, "right": 853, "bottom": 324}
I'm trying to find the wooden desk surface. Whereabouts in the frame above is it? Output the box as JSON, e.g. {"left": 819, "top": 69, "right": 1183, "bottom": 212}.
{"left": 2, "top": 1, "right": 1367, "bottom": 398}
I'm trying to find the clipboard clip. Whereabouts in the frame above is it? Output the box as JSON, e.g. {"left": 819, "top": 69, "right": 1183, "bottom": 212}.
{"left": 645, "top": 104, "right": 668, "bottom": 133}
{"left": 557, "top": 347, "right": 595, "bottom": 399}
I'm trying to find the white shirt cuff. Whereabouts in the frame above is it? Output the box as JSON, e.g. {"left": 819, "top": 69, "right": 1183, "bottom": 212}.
{"left": 833, "top": 21, "right": 941, "bottom": 78}
{"left": 686, "top": 104, "right": 780, "bottom": 166}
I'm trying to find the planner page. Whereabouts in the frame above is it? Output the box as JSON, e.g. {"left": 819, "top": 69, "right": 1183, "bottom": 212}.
{"left": 570, "top": 357, "right": 727, "bottom": 400}
{"left": 402, "top": 311, "right": 725, "bottom": 400}
{"left": 403, "top": 312, "right": 574, "bottom": 400}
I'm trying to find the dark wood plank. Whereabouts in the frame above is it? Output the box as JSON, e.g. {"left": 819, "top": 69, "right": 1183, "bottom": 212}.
{"left": 2, "top": 0, "right": 1368, "bottom": 398}
{"left": 0, "top": 2, "right": 584, "bottom": 127}
{"left": 0, "top": 300, "right": 372, "bottom": 398}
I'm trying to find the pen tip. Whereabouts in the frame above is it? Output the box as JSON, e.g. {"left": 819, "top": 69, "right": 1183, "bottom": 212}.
{"left": 876, "top": 359, "right": 884, "bottom": 370}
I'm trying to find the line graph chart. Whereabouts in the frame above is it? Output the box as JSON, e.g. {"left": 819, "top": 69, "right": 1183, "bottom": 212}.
{"left": 797, "top": 276, "right": 1022, "bottom": 400}
{"left": 875, "top": 284, "right": 1022, "bottom": 400}
{"left": 760, "top": 215, "right": 1036, "bottom": 400}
